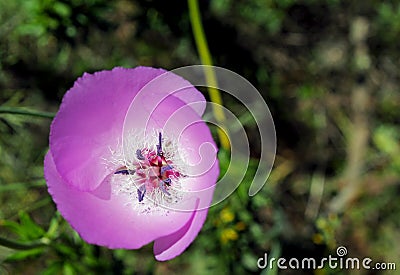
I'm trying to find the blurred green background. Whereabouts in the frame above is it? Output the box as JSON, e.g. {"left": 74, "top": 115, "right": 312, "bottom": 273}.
{"left": 1, "top": 0, "right": 399, "bottom": 274}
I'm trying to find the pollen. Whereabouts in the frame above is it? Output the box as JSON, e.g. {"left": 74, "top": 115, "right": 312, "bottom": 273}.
{"left": 108, "top": 130, "right": 188, "bottom": 212}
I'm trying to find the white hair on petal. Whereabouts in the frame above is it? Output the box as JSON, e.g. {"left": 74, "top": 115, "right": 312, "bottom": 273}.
{"left": 103, "top": 129, "right": 190, "bottom": 215}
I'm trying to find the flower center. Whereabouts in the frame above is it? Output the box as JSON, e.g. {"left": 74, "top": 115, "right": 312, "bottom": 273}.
{"left": 111, "top": 132, "right": 185, "bottom": 205}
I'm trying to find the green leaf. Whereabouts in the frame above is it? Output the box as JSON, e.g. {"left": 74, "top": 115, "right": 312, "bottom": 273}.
{"left": 0, "top": 220, "right": 22, "bottom": 236}
{"left": 241, "top": 252, "right": 259, "bottom": 271}
{"left": 54, "top": 243, "right": 78, "bottom": 258}
{"left": 0, "top": 180, "right": 45, "bottom": 192}
{"left": 373, "top": 125, "right": 399, "bottom": 156}
{"left": 18, "top": 211, "right": 46, "bottom": 240}
{"left": 1, "top": 211, "right": 46, "bottom": 242}
{"left": 5, "top": 247, "right": 45, "bottom": 261}
{"left": 42, "top": 261, "right": 63, "bottom": 275}
{"left": 63, "top": 262, "right": 76, "bottom": 275}
{"left": 52, "top": 2, "right": 71, "bottom": 18}
{"left": 45, "top": 212, "right": 61, "bottom": 239}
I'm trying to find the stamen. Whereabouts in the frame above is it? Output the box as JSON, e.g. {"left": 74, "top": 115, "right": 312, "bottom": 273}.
{"left": 163, "top": 178, "right": 171, "bottom": 186}
{"left": 158, "top": 181, "right": 171, "bottom": 196}
{"left": 138, "top": 184, "right": 146, "bottom": 202}
{"left": 136, "top": 149, "right": 145, "bottom": 160}
{"left": 108, "top": 130, "right": 188, "bottom": 212}
{"left": 114, "top": 168, "right": 135, "bottom": 175}
{"left": 156, "top": 132, "right": 163, "bottom": 156}
{"left": 161, "top": 165, "right": 173, "bottom": 175}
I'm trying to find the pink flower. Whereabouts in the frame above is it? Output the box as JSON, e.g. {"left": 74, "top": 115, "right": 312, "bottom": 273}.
{"left": 44, "top": 67, "right": 219, "bottom": 260}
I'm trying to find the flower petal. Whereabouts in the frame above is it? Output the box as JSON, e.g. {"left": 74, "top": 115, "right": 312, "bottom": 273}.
{"left": 124, "top": 89, "right": 217, "bottom": 183}
{"left": 138, "top": 69, "right": 206, "bottom": 117}
{"left": 152, "top": 159, "right": 218, "bottom": 260}
{"left": 153, "top": 169, "right": 217, "bottom": 260}
{"left": 123, "top": 92, "right": 219, "bottom": 212}
{"left": 44, "top": 151, "right": 195, "bottom": 249}
{"left": 50, "top": 67, "right": 206, "bottom": 191}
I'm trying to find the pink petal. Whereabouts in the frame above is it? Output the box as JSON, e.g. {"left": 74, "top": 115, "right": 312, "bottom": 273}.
{"left": 163, "top": 102, "right": 219, "bottom": 183}
{"left": 153, "top": 160, "right": 219, "bottom": 261}
{"left": 153, "top": 208, "right": 206, "bottom": 261}
{"left": 136, "top": 69, "right": 206, "bottom": 117}
{"left": 124, "top": 91, "right": 217, "bottom": 186}
{"left": 123, "top": 93, "right": 219, "bottom": 212}
{"left": 46, "top": 66, "right": 218, "bottom": 259}
{"left": 44, "top": 152, "right": 196, "bottom": 249}
{"left": 50, "top": 67, "right": 206, "bottom": 191}
{"left": 153, "top": 209, "right": 209, "bottom": 261}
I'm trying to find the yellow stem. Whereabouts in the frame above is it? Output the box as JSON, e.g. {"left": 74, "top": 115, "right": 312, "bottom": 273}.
{"left": 188, "top": 0, "right": 230, "bottom": 150}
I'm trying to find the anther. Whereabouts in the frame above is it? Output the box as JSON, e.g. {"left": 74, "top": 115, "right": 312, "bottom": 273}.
{"left": 161, "top": 165, "right": 172, "bottom": 174}
{"left": 138, "top": 184, "right": 146, "bottom": 202}
{"left": 114, "top": 168, "right": 135, "bottom": 175}
{"left": 163, "top": 178, "right": 171, "bottom": 186}
{"left": 158, "top": 181, "right": 171, "bottom": 196}
{"left": 136, "top": 149, "right": 145, "bottom": 160}
{"left": 156, "top": 132, "right": 163, "bottom": 156}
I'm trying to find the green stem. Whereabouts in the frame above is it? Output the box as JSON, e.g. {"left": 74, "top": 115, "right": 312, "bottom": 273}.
{"left": 188, "top": 0, "right": 230, "bottom": 150}
{"left": 0, "top": 213, "right": 60, "bottom": 250}
{"left": 0, "top": 236, "right": 48, "bottom": 250}
{"left": 188, "top": 0, "right": 214, "bottom": 68}
{"left": 0, "top": 106, "right": 55, "bottom": 119}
